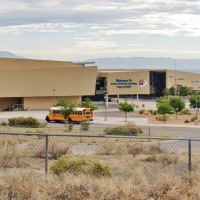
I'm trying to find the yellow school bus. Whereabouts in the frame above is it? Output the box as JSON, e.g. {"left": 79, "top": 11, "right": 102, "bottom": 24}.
{"left": 45, "top": 106, "right": 93, "bottom": 123}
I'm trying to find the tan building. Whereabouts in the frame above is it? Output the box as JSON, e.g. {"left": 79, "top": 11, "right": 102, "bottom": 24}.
{"left": 97, "top": 70, "right": 149, "bottom": 95}
{"left": 0, "top": 58, "right": 97, "bottom": 110}
{"left": 94, "top": 69, "right": 200, "bottom": 101}
{"left": 0, "top": 57, "right": 200, "bottom": 110}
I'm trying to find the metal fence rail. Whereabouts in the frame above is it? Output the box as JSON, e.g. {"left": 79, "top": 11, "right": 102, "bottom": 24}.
{"left": 0, "top": 132, "right": 200, "bottom": 180}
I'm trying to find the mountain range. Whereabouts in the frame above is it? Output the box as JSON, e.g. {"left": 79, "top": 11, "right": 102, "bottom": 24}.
{"left": 0, "top": 51, "right": 23, "bottom": 59}
{"left": 87, "top": 57, "right": 200, "bottom": 73}
{"left": 1, "top": 51, "right": 200, "bottom": 73}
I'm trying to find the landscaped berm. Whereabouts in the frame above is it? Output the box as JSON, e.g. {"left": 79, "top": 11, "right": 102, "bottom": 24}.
{"left": 148, "top": 113, "right": 200, "bottom": 125}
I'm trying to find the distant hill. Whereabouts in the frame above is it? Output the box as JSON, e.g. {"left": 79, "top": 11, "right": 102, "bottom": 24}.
{"left": 86, "top": 57, "right": 200, "bottom": 73}
{"left": 1, "top": 51, "right": 200, "bottom": 73}
{"left": 0, "top": 51, "right": 23, "bottom": 59}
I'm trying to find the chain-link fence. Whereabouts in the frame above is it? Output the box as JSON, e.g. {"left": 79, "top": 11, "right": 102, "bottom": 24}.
{"left": 0, "top": 132, "right": 200, "bottom": 181}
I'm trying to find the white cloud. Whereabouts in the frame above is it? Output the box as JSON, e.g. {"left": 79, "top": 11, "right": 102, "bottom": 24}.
{"left": 1, "top": 0, "right": 200, "bottom": 60}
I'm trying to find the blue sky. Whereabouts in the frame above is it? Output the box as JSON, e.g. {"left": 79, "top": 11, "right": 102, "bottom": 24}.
{"left": 1, "top": 0, "right": 200, "bottom": 61}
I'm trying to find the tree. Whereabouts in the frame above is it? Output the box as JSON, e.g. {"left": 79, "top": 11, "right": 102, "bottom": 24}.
{"left": 157, "top": 103, "right": 174, "bottom": 115}
{"left": 163, "top": 88, "right": 171, "bottom": 96}
{"left": 79, "top": 97, "right": 98, "bottom": 111}
{"left": 150, "top": 86, "right": 155, "bottom": 97}
{"left": 56, "top": 99, "right": 76, "bottom": 109}
{"left": 156, "top": 97, "right": 169, "bottom": 105}
{"left": 118, "top": 101, "right": 134, "bottom": 122}
{"left": 189, "top": 94, "right": 200, "bottom": 109}
{"left": 178, "top": 85, "right": 193, "bottom": 96}
{"left": 169, "top": 96, "right": 185, "bottom": 119}
{"left": 56, "top": 99, "right": 76, "bottom": 121}
{"left": 156, "top": 97, "right": 174, "bottom": 115}
{"left": 163, "top": 85, "right": 193, "bottom": 97}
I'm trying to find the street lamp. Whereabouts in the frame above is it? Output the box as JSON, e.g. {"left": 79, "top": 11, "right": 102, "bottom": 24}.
{"left": 53, "top": 88, "right": 56, "bottom": 105}
{"left": 104, "top": 92, "right": 108, "bottom": 121}
{"left": 196, "top": 92, "right": 198, "bottom": 123}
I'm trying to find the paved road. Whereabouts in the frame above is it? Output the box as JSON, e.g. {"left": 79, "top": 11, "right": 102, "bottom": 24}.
{"left": 0, "top": 109, "right": 200, "bottom": 138}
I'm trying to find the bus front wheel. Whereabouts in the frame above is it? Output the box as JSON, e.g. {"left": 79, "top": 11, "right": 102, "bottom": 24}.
{"left": 46, "top": 116, "right": 50, "bottom": 122}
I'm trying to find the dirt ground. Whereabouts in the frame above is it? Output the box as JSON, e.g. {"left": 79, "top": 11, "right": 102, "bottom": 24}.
{"left": 148, "top": 113, "right": 199, "bottom": 125}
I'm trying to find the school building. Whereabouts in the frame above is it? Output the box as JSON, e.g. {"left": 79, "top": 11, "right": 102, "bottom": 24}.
{"left": 0, "top": 58, "right": 200, "bottom": 110}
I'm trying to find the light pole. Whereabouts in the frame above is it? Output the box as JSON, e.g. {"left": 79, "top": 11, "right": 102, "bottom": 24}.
{"left": 196, "top": 92, "right": 198, "bottom": 123}
{"left": 104, "top": 92, "right": 108, "bottom": 121}
{"left": 53, "top": 88, "right": 56, "bottom": 105}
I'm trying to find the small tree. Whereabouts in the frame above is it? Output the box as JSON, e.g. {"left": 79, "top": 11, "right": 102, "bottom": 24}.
{"left": 189, "top": 94, "right": 200, "bottom": 109}
{"left": 178, "top": 85, "right": 193, "bottom": 96}
{"left": 56, "top": 99, "right": 76, "bottom": 108}
{"left": 56, "top": 99, "right": 76, "bottom": 130}
{"left": 157, "top": 103, "right": 174, "bottom": 115}
{"left": 169, "top": 96, "right": 185, "bottom": 119}
{"left": 163, "top": 88, "right": 171, "bottom": 96}
{"left": 79, "top": 97, "right": 98, "bottom": 111}
{"left": 156, "top": 97, "right": 174, "bottom": 115}
{"left": 118, "top": 101, "right": 134, "bottom": 122}
{"left": 150, "top": 86, "right": 155, "bottom": 98}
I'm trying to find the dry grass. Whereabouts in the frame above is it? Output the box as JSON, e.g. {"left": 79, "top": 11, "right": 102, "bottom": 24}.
{"left": 0, "top": 169, "right": 199, "bottom": 199}
{"left": 0, "top": 124, "right": 200, "bottom": 199}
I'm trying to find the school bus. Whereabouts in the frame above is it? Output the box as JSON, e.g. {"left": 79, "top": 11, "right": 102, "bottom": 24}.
{"left": 45, "top": 106, "right": 93, "bottom": 123}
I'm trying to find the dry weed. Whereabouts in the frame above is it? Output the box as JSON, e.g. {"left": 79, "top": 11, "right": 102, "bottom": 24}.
{"left": 0, "top": 170, "right": 200, "bottom": 199}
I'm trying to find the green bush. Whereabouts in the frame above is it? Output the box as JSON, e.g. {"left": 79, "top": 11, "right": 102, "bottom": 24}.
{"left": 8, "top": 117, "right": 40, "bottom": 128}
{"left": 104, "top": 122, "right": 143, "bottom": 136}
{"left": 50, "top": 155, "right": 112, "bottom": 177}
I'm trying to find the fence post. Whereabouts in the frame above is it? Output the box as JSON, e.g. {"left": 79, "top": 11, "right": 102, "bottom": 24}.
{"left": 45, "top": 134, "right": 49, "bottom": 175}
{"left": 148, "top": 127, "right": 151, "bottom": 141}
{"left": 188, "top": 139, "right": 192, "bottom": 174}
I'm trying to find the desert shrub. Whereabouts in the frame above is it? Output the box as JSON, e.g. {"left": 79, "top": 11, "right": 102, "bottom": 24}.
{"left": 144, "top": 111, "right": 150, "bottom": 115}
{"left": 104, "top": 122, "right": 143, "bottom": 136}
{"left": 126, "top": 143, "right": 144, "bottom": 157}
{"left": 157, "top": 154, "right": 178, "bottom": 167}
{"left": 142, "top": 155, "right": 156, "bottom": 162}
{"left": 0, "top": 120, "right": 7, "bottom": 126}
{"left": 180, "top": 108, "right": 192, "bottom": 115}
{"left": 184, "top": 119, "right": 190, "bottom": 123}
{"left": 191, "top": 116, "right": 198, "bottom": 122}
{"left": 139, "top": 109, "right": 145, "bottom": 114}
{"left": 67, "top": 122, "right": 74, "bottom": 132}
{"left": 148, "top": 109, "right": 157, "bottom": 115}
{"left": 50, "top": 155, "right": 112, "bottom": 177}
{"left": 80, "top": 120, "right": 90, "bottom": 131}
{"left": 35, "top": 142, "right": 70, "bottom": 159}
{"left": 8, "top": 117, "right": 41, "bottom": 128}
{"left": 155, "top": 114, "right": 170, "bottom": 122}
{"left": 0, "top": 145, "right": 26, "bottom": 168}
{"left": 99, "top": 143, "right": 128, "bottom": 155}
{"left": 146, "top": 143, "right": 163, "bottom": 154}
{"left": 126, "top": 143, "right": 164, "bottom": 157}
{"left": 142, "top": 154, "right": 178, "bottom": 166}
